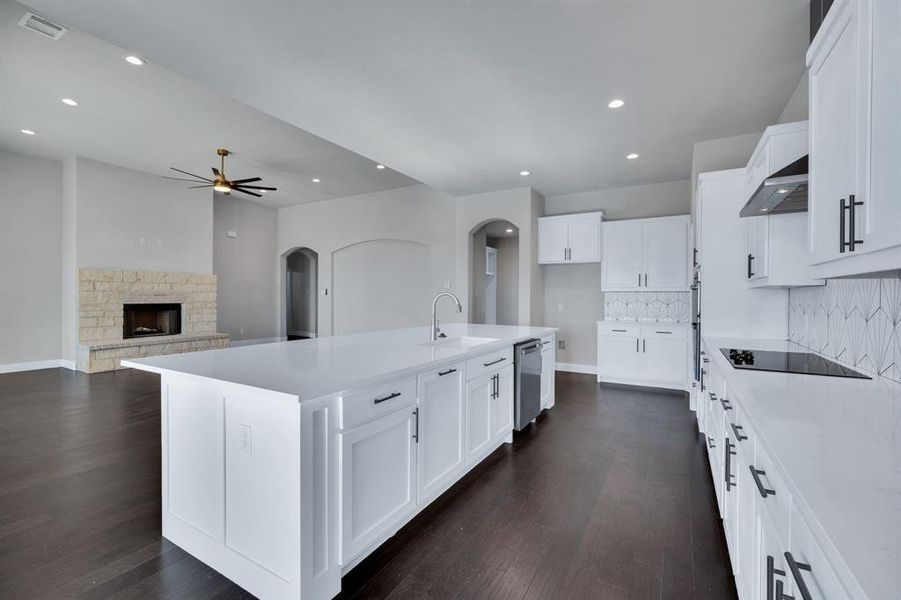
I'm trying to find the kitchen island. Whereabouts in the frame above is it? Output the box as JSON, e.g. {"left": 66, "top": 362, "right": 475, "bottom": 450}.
{"left": 123, "top": 323, "right": 556, "bottom": 600}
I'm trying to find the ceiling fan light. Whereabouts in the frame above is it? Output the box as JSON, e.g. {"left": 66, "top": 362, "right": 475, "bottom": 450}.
{"left": 213, "top": 182, "right": 231, "bottom": 193}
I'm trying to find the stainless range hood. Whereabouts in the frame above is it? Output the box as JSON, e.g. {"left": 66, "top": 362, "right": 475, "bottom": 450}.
{"left": 739, "top": 155, "right": 808, "bottom": 217}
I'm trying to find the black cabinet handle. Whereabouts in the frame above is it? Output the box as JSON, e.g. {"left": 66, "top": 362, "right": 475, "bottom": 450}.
{"left": 720, "top": 397, "right": 733, "bottom": 411}
{"left": 636, "top": 339, "right": 639, "bottom": 352}
{"left": 638, "top": 273, "right": 641, "bottom": 287}
{"left": 784, "top": 552, "right": 813, "bottom": 600}
{"left": 374, "top": 391, "right": 401, "bottom": 404}
{"left": 412, "top": 408, "right": 419, "bottom": 442}
{"left": 709, "top": 391, "right": 717, "bottom": 401}
{"left": 767, "top": 555, "right": 787, "bottom": 600}
{"left": 642, "top": 339, "right": 646, "bottom": 353}
{"left": 840, "top": 197, "right": 848, "bottom": 253}
{"left": 644, "top": 273, "right": 648, "bottom": 287}
{"left": 707, "top": 436, "right": 715, "bottom": 449}
{"left": 483, "top": 357, "right": 506, "bottom": 367}
{"left": 750, "top": 465, "right": 776, "bottom": 498}
{"left": 725, "top": 438, "right": 736, "bottom": 491}
{"left": 731, "top": 423, "right": 748, "bottom": 441}
{"left": 612, "top": 328, "right": 627, "bottom": 332}
{"left": 700, "top": 368, "right": 706, "bottom": 392}
{"left": 655, "top": 330, "right": 672, "bottom": 334}
{"left": 438, "top": 368, "right": 457, "bottom": 376}
{"left": 747, "top": 253, "right": 753, "bottom": 278}
{"left": 849, "top": 194, "right": 863, "bottom": 251}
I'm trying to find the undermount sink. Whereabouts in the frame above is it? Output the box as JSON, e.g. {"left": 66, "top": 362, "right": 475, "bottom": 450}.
{"left": 419, "top": 336, "right": 500, "bottom": 349}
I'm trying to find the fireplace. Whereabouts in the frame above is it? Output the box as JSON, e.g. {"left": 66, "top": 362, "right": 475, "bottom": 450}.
{"left": 123, "top": 303, "right": 182, "bottom": 339}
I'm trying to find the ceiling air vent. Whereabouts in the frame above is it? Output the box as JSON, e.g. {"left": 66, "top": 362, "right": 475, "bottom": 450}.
{"left": 18, "top": 12, "right": 68, "bottom": 41}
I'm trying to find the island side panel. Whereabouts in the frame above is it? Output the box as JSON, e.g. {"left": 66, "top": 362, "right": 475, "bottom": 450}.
{"left": 161, "top": 373, "right": 303, "bottom": 600}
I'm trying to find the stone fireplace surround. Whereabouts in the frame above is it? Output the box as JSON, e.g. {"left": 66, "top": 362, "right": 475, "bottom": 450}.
{"left": 77, "top": 268, "right": 229, "bottom": 373}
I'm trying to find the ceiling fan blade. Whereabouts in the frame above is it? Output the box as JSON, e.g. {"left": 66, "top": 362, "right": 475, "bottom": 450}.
{"left": 188, "top": 184, "right": 215, "bottom": 189}
{"left": 170, "top": 167, "right": 214, "bottom": 182}
{"left": 163, "top": 175, "right": 211, "bottom": 183}
{"left": 232, "top": 187, "right": 262, "bottom": 198}
{"left": 212, "top": 167, "right": 221, "bottom": 178}
{"left": 235, "top": 185, "right": 277, "bottom": 191}
{"left": 230, "top": 177, "right": 262, "bottom": 184}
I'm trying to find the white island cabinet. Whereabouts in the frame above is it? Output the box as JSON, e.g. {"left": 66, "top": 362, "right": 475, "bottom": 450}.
{"left": 123, "top": 323, "right": 556, "bottom": 600}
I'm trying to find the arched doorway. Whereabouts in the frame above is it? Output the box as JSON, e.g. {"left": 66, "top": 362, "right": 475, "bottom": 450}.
{"left": 470, "top": 220, "right": 519, "bottom": 325}
{"left": 285, "top": 248, "right": 318, "bottom": 340}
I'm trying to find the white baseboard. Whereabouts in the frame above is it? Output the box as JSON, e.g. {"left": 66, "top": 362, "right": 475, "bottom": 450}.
{"left": 0, "top": 359, "right": 76, "bottom": 374}
{"left": 230, "top": 336, "right": 287, "bottom": 347}
{"left": 555, "top": 362, "right": 597, "bottom": 375}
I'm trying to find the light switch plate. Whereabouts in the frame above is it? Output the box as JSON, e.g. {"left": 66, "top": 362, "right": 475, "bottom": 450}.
{"left": 227, "top": 230, "right": 238, "bottom": 238}
{"left": 239, "top": 424, "right": 252, "bottom": 455}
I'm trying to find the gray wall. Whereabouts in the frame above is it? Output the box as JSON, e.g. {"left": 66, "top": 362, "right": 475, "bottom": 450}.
{"left": 214, "top": 192, "right": 278, "bottom": 342}
{"left": 74, "top": 158, "right": 213, "bottom": 273}
{"left": 470, "top": 227, "right": 488, "bottom": 324}
{"left": 777, "top": 73, "right": 809, "bottom": 124}
{"left": 0, "top": 150, "right": 63, "bottom": 368}
{"left": 690, "top": 131, "right": 762, "bottom": 220}
{"left": 491, "top": 235, "right": 519, "bottom": 326}
{"left": 543, "top": 180, "right": 690, "bottom": 366}
{"left": 286, "top": 249, "right": 317, "bottom": 337}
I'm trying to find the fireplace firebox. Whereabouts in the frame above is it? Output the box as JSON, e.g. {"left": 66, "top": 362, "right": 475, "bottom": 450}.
{"left": 123, "top": 303, "right": 182, "bottom": 339}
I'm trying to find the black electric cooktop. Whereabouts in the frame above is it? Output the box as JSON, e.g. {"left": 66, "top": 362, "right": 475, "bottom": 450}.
{"left": 720, "top": 348, "right": 871, "bottom": 379}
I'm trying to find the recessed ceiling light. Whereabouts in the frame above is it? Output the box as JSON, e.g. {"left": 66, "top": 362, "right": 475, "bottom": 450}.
{"left": 61, "top": 98, "right": 79, "bottom": 106}
{"left": 376, "top": 164, "right": 386, "bottom": 170}
{"left": 519, "top": 170, "right": 530, "bottom": 176}
{"left": 312, "top": 178, "right": 321, "bottom": 183}
{"left": 124, "top": 55, "right": 146, "bottom": 66}
{"left": 626, "top": 153, "right": 639, "bottom": 160}
{"left": 20, "top": 129, "right": 36, "bottom": 135}
{"left": 505, "top": 228, "right": 514, "bottom": 233}
{"left": 777, "top": 188, "right": 789, "bottom": 194}
{"left": 608, "top": 99, "right": 625, "bottom": 109}
{"left": 761, "top": 208, "right": 769, "bottom": 212}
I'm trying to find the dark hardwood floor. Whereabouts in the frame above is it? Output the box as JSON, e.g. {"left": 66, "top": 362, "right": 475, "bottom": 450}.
{"left": 0, "top": 368, "right": 736, "bottom": 599}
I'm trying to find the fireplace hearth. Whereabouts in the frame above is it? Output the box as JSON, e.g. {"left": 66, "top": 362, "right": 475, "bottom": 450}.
{"left": 123, "top": 303, "right": 182, "bottom": 339}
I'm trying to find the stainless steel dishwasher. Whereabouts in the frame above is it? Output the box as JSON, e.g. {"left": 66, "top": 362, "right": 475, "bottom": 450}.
{"left": 514, "top": 338, "right": 542, "bottom": 430}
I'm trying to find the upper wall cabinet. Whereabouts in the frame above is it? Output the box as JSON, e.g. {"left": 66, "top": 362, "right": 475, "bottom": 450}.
{"left": 538, "top": 211, "right": 604, "bottom": 264}
{"left": 602, "top": 215, "right": 690, "bottom": 292}
{"left": 807, "top": 0, "right": 901, "bottom": 278}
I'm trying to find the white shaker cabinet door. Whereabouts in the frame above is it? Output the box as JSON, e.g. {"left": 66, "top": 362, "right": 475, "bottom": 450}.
{"left": 538, "top": 218, "right": 568, "bottom": 264}
{"left": 417, "top": 366, "right": 465, "bottom": 504}
{"left": 641, "top": 332, "right": 686, "bottom": 388}
{"left": 602, "top": 221, "right": 643, "bottom": 289}
{"left": 465, "top": 375, "right": 494, "bottom": 465}
{"left": 643, "top": 219, "right": 689, "bottom": 290}
{"left": 597, "top": 333, "right": 641, "bottom": 381}
{"left": 567, "top": 217, "right": 601, "bottom": 262}
{"left": 491, "top": 365, "right": 515, "bottom": 443}
{"left": 808, "top": 0, "right": 862, "bottom": 264}
{"left": 341, "top": 407, "right": 417, "bottom": 564}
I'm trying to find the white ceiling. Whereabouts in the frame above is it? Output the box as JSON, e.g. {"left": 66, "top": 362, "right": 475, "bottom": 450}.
{"left": 0, "top": 1, "right": 419, "bottom": 208}
{"left": 22, "top": 0, "right": 809, "bottom": 198}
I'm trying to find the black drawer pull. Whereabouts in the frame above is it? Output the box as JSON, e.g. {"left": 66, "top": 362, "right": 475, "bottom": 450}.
{"left": 767, "top": 555, "right": 787, "bottom": 600}
{"left": 707, "top": 436, "right": 715, "bottom": 449}
{"left": 784, "top": 552, "right": 813, "bottom": 600}
{"left": 655, "top": 330, "right": 672, "bottom": 334}
{"left": 731, "top": 423, "right": 748, "bottom": 441}
{"left": 483, "top": 357, "right": 506, "bottom": 367}
{"left": 438, "top": 368, "right": 457, "bottom": 376}
{"left": 750, "top": 466, "right": 776, "bottom": 498}
{"left": 720, "top": 397, "right": 733, "bottom": 411}
{"left": 709, "top": 392, "right": 717, "bottom": 401}
{"left": 612, "top": 329, "right": 627, "bottom": 332}
{"left": 849, "top": 194, "right": 864, "bottom": 251}
{"left": 725, "top": 438, "right": 736, "bottom": 491}
{"left": 373, "top": 391, "right": 401, "bottom": 404}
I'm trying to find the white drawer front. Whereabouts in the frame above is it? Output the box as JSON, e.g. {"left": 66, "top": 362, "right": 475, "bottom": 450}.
{"left": 787, "top": 505, "right": 853, "bottom": 600}
{"left": 465, "top": 347, "right": 513, "bottom": 382}
{"left": 597, "top": 322, "right": 640, "bottom": 336}
{"left": 340, "top": 377, "right": 417, "bottom": 431}
{"left": 750, "top": 440, "right": 791, "bottom": 538}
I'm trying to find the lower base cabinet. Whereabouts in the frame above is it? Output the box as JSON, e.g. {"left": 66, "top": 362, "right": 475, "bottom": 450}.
{"left": 417, "top": 365, "right": 465, "bottom": 504}
{"left": 597, "top": 322, "right": 688, "bottom": 390}
{"left": 465, "top": 375, "right": 494, "bottom": 464}
{"left": 698, "top": 344, "right": 860, "bottom": 600}
{"left": 340, "top": 407, "right": 418, "bottom": 563}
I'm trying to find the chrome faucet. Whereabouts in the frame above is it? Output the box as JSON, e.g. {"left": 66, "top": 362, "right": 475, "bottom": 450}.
{"left": 431, "top": 292, "right": 463, "bottom": 341}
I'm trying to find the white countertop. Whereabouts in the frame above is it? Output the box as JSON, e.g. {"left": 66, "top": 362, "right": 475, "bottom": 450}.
{"left": 705, "top": 336, "right": 901, "bottom": 598}
{"left": 123, "top": 323, "right": 556, "bottom": 401}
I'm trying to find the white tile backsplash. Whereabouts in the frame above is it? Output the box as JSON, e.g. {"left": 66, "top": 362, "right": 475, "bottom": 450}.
{"left": 603, "top": 291, "right": 690, "bottom": 323}
{"left": 789, "top": 277, "right": 901, "bottom": 383}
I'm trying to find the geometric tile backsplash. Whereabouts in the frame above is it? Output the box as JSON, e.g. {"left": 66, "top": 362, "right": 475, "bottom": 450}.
{"left": 603, "top": 291, "right": 690, "bottom": 323}
{"left": 788, "top": 277, "right": 901, "bottom": 384}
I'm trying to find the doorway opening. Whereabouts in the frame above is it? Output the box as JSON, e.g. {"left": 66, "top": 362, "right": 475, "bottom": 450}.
{"left": 470, "top": 220, "right": 519, "bottom": 325}
{"left": 285, "top": 248, "right": 318, "bottom": 340}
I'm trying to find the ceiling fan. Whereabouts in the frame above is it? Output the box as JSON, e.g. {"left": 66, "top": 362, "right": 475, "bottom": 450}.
{"left": 164, "top": 148, "right": 277, "bottom": 198}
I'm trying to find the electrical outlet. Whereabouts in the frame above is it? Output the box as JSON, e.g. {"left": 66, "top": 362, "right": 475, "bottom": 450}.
{"left": 227, "top": 230, "right": 238, "bottom": 238}
{"left": 558, "top": 340, "right": 566, "bottom": 350}
{"left": 557, "top": 303, "right": 564, "bottom": 312}
{"left": 239, "top": 328, "right": 244, "bottom": 335}
{"left": 239, "top": 424, "right": 252, "bottom": 455}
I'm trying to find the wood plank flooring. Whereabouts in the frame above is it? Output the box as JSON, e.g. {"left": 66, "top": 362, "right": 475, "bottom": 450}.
{"left": 0, "top": 368, "right": 736, "bottom": 599}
